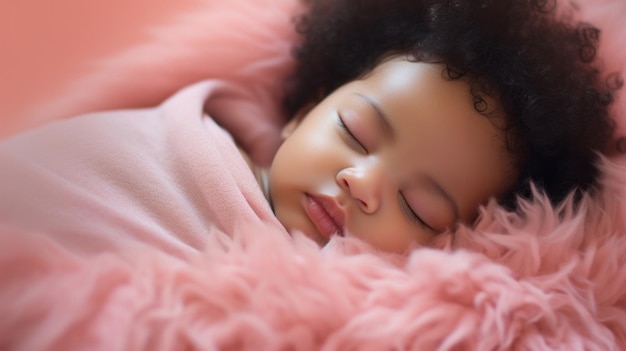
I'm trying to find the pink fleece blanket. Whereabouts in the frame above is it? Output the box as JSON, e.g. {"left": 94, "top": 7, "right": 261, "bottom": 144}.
{"left": 0, "top": 80, "right": 284, "bottom": 257}
{"left": 1, "top": 0, "right": 626, "bottom": 350}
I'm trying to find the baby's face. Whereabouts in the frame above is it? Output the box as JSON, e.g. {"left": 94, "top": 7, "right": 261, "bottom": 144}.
{"left": 269, "top": 57, "right": 516, "bottom": 253}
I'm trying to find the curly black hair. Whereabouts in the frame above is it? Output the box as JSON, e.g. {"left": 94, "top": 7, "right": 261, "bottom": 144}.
{"left": 283, "top": 0, "right": 620, "bottom": 208}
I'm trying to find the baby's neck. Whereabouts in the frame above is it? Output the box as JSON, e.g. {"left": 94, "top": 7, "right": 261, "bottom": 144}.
{"left": 238, "top": 146, "right": 271, "bottom": 206}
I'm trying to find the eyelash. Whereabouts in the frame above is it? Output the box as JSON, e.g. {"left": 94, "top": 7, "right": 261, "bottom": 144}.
{"left": 398, "top": 193, "right": 434, "bottom": 232}
{"left": 337, "top": 115, "right": 368, "bottom": 153}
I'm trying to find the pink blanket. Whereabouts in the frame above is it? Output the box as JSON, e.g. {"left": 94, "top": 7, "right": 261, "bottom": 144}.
{"left": 0, "top": 80, "right": 284, "bottom": 258}
{"left": 1, "top": 0, "right": 626, "bottom": 349}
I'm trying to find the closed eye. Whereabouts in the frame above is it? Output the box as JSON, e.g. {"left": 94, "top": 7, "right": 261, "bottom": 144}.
{"left": 337, "top": 115, "right": 368, "bottom": 153}
{"left": 398, "top": 193, "right": 436, "bottom": 232}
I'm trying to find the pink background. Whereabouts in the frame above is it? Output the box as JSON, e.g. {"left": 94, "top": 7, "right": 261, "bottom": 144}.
{"left": 0, "top": 0, "right": 199, "bottom": 124}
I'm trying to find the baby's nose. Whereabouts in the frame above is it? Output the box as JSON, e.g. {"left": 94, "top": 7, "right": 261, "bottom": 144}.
{"left": 336, "top": 165, "right": 383, "bottom": 214}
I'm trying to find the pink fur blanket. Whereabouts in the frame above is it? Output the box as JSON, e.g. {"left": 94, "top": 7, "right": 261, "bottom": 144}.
{"left": 1, "top": 0, "right": 626, "bottom": 350}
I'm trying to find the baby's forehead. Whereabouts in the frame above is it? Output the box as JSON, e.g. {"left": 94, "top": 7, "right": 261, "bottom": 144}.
{"left": 335, "top": 61, "right": 516, "bottom": 204}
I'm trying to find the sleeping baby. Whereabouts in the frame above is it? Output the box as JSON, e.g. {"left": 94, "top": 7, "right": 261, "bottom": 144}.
{"left": 242, "top": 0, "right": 617, "bottom": 252}
{"left": 0, "top": 0, "right": 617, "bottom": 256}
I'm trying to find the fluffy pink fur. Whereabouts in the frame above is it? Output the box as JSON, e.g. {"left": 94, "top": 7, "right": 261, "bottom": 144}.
{"left": 1, "top": 0, "right": 626, "bottom": 350}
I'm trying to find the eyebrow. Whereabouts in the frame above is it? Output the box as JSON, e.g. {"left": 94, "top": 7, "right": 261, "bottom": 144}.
{"left": 353, "top": 93, "right": 395, "bottom": 139}
{"left": 424, "top": 175, "right": 460, "bottom": 222}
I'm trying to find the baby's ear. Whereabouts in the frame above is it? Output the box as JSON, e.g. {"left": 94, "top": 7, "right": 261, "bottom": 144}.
{"left": 280, "top": 103, "right": 314, "bottom": 140}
